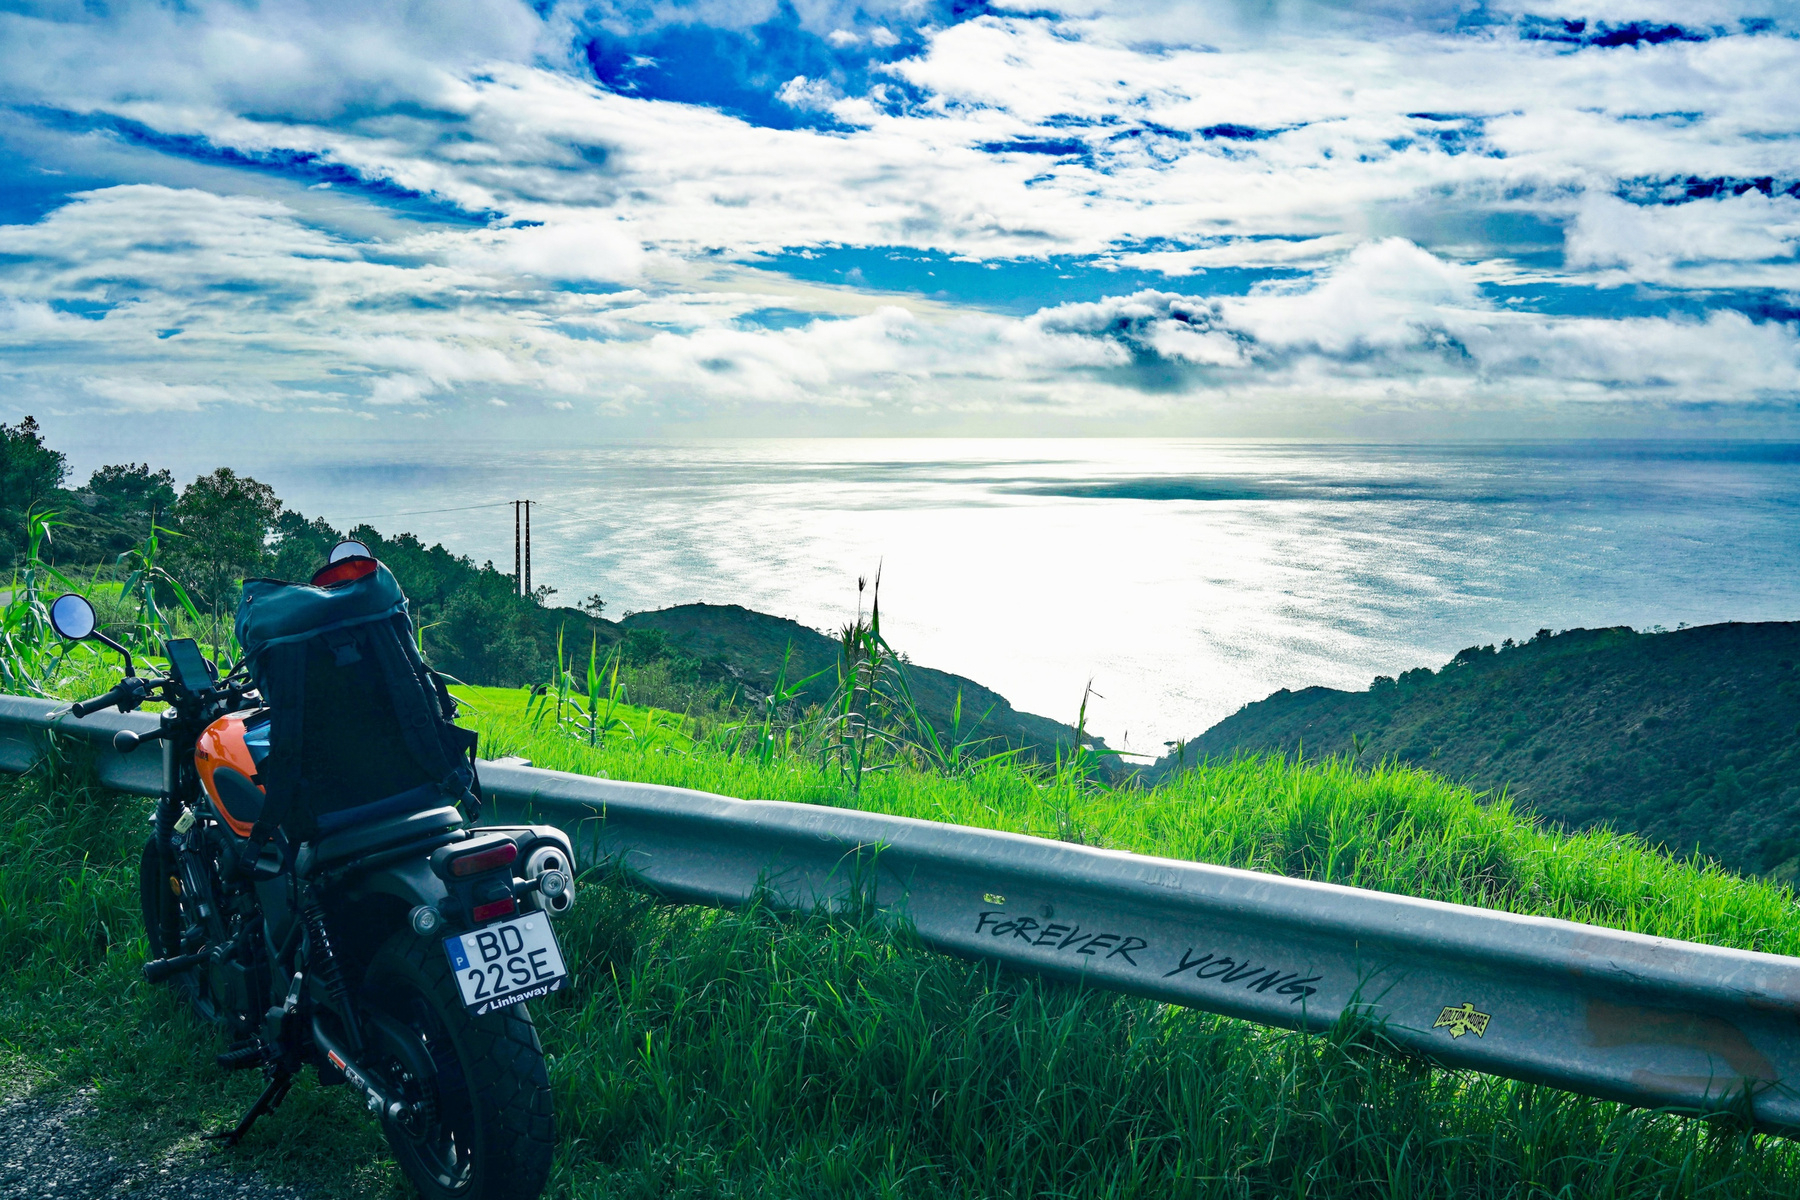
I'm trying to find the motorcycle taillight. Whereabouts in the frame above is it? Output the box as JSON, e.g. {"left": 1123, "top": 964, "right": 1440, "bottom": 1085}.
{"left": 430, "top": 834, "right": 525, "bottom": 927}
{"left": 448, "top": 842, "right": 518, "bottom": 877}
{"left": 472, "top": 897, "right": 518, "bottom": 922}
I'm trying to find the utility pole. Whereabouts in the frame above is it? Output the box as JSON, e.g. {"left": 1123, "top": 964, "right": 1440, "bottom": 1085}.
{"left": 512, "top": 500, "right": 535, "bottom": 598}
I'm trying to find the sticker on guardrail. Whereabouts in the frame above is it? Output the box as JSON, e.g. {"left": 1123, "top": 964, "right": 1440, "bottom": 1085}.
{"left": 1434, "top": 1002, "right": 1491, "bottom": 1038}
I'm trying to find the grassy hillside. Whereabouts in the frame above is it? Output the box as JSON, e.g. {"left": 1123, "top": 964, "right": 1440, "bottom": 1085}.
{"left": 1151, "top": 621, "right": 1800, "bottom": 879}
{"left": 450, "top": 683, "right": 686, "bottom": 750}
{"left": 465, "top": 700, "right": 1800, "bottom": 951}
{"left": 9, "top": 708, "right": 1800, "bottom": 1197}
{"left": 621, "top": 603, "right": 1097, "bottom": 763}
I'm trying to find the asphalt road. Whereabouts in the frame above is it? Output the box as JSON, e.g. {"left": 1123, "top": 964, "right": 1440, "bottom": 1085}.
{"left": 0, "top": 1092, "right": 315, "bottom": 1200}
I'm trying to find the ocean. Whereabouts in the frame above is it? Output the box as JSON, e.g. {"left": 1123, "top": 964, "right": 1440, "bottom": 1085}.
{"left": 199, "top": 439, "right": 1800, "bottom": 756}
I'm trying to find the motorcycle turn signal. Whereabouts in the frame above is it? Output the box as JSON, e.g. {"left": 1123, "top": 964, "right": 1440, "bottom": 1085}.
{"left": 409, "top": 904, "right": 442, "bottom": 936}
{"left": 114, "top": 725, "right": 173, "bottom": 754}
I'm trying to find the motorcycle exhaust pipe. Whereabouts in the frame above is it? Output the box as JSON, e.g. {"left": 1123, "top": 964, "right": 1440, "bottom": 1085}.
{"left": 522, "top": 845, "right": 576, "bottom": 915}
{"left": 312, "top": 1020, "right": 411, "bottom": 1123}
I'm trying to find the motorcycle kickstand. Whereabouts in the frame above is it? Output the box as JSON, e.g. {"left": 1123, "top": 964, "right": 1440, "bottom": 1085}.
{"left": 205, "top": 1065, "right": 295, "bottom": 1148}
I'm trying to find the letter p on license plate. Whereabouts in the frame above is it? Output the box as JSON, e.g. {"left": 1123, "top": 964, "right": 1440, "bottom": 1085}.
{"left": 444, "top": 913, "right": 569, "bottom": 1014}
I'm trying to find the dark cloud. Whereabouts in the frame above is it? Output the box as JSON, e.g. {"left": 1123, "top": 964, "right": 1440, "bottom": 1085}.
{"left": 1617, "top": 175, "right": 1800, "bottom": 206}
{"left": 1517, "top": 17, "right": 1715, "bottom": 49}
{"left": 17, "top": 107, "right": 499, "bottom": 224}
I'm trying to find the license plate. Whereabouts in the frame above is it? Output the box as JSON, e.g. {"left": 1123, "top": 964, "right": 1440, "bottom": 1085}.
{"left": 443, "top": 914, "right": 568, "bottom": 1014}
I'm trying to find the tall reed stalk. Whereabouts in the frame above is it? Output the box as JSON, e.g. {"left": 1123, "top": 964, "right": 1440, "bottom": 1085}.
{"left": 114, "top": 517, "right": 206, "bottom": 658}
{"left": 527, "top": 628, "right": 634, "bottom": 748}
{"left": 0, "top": 510, "right": 85, "bottom": 695}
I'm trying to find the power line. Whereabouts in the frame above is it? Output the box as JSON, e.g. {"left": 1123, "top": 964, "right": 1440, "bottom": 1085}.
{"left": 338, "top": 499, "right": 575, "bottom": 522}
{"left": 330, "top": 494, "right": 552, "bottom": 599}
{"left": 341, "top": 500, "right": 518, "bottom": 521}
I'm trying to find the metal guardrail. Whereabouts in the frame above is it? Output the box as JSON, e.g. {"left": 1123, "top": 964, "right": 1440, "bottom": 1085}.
{"left": 0, "top": 695, "right": 169, "bottom": 795}
{"left": 10, "top": 696, "right": 1800, "bottom": 1135}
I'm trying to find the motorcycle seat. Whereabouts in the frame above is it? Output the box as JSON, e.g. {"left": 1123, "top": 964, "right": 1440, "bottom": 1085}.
{"left": 313, "top": 804, "right": 465, "bottom": 867}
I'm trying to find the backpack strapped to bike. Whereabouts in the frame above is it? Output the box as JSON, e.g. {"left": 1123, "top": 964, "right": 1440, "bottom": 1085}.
{"left": 235, "top": 556, "right": 481, "bottom": 846}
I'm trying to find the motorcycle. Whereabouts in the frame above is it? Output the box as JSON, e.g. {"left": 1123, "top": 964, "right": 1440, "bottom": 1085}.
{"left": 48, "top": 543, "right": 576, "bottom": 1200}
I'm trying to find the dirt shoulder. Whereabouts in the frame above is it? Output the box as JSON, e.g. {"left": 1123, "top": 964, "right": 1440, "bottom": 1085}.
{"left": 0, "top": 1090, "right": 319, "bottom": 1200}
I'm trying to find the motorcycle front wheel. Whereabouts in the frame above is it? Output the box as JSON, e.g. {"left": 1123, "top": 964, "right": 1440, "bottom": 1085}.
{"left": 137, "top": 834, "right": 206, "bottom": 1015}
{"left": 359, "top": 930, "right": 554, "bottom": 1200}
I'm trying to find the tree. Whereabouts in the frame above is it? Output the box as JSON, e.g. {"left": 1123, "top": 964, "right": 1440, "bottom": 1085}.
{"left": 85, "top": 463, "right": 177, "bottom": 528}
{"left": 0, "top": 416, "right": 67, "bottom": 565}
{"left": 56, "top": 461, "right": 179, "bottom": 563}
{"left": 268, "top": 510, "right": 344, "bottom": 583}
{"left": 0, "top": 416, "right": 67, "bottom": 513}
{"left": 169, "top": 468, "right": 281, "bottom": 612}
{"left": 426, "top": 587, "right": 545, "bottom": 686}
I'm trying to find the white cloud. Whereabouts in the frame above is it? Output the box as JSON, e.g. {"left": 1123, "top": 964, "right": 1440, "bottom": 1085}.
{"left": 0, "top": 0, "right": 545, "bottom": 123}
{"left": 407, "top": 218, "right": 645, "bottom": 284}
{"left": 80, "top": 378, "right": 242, "bottom": 411}
{"left": 0, "top": 299, "right": 73, "bottom": 335}
{"left": 1229, "top": 239, "right": 1483, "bottom": 354}
{"left": 775, "top": 75, "right": 843, "bottom": 112}
{"left": 0, "top": 183, "right": 1793, "bottom": 426}
{"left": 0, "top": 2, "right": 1794, "bottom": 432}
{"left": 368, "top": 375, "right": 436, "bottom": 406}
{"left": 1565, "top": 192, "right": 1800, "bottom": 281}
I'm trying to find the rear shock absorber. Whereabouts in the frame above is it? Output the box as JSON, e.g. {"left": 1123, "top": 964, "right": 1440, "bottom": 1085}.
{"left": 301, "top": 887, "right": 363, "bottom": 1053}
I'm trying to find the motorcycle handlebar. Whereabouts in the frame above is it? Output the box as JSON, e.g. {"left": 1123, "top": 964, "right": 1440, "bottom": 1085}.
{"left": 69, "top": 676, "right": 161, "bottom": 718}
{"left": 71, "top": 683, "right": 133, "bottom": 718}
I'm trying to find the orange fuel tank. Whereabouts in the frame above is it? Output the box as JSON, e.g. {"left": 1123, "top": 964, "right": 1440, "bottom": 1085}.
{"left": 194, "top": 709, "right": 272, "bottom": 839}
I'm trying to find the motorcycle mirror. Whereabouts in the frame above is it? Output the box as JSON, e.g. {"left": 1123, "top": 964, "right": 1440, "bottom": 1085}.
{"left": 329, "top": 539, "right": 371, "bottom": 564}
{"left": 48, "top": 593, "right": 97, "bottom": 641}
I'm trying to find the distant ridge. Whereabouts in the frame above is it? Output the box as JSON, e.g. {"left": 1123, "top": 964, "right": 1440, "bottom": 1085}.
{"left": 1149, "top": 622, "right": 1800, "bottom": 878}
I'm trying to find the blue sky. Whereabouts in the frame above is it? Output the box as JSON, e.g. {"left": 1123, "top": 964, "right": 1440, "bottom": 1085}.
{"left": 1, "top": 0, "right": 1798, "bottom": 442}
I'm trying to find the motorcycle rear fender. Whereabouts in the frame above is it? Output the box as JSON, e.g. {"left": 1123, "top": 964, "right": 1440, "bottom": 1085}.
{"left": 318, "top": 825, "right": 576, "bottom": 997}
{"left": 333, "top": 824, "right": 574, "bottom": 922}
{"left": 337, "top": 854, "right": 447, "bottom": 916}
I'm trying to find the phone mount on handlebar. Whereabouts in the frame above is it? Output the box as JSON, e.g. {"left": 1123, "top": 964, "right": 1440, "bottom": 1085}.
{"left": 165, "top": 637, "right": 216, "bottom": 690}
{"left": 48, "top": 592, "right": 136, "bottom": 676}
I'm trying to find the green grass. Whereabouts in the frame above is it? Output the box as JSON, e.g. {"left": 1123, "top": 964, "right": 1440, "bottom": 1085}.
{"left": 0, "top": 752, "right": 402, "bottom": 1196}
{"left": 3, "top": 688, "right": 1800, "bottom": 1197}
{"left": 450, "top": 684, "right": 688, "bottom": 753}
{"left": 469, "top": 699, "right": 1800, "bottom": 955}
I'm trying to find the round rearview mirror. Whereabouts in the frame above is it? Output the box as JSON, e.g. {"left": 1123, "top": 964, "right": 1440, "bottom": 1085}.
{"left": 329, "top": 539, "right": 371, "bottom": 564}
{"left": 48, "top": 593, "right": 97, "bottom": 641}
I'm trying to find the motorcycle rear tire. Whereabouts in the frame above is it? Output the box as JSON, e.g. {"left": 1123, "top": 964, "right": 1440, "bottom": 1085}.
{"left": 360, "top": 930, "right": 554, "bottom": 1200}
